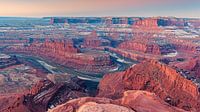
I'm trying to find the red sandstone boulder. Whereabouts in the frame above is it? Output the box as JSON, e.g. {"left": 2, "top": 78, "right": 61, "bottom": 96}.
{"left": 48, "top": 90, "right": 186, "bottom": 112}
{"left": 48, "top": 97, "right": 115, "bottom": 112}
{"left": 76, "top": 102, "right": 135, "bottom": 112}
{"left": 119, "top": 90, "right": 186, "bottom": 112}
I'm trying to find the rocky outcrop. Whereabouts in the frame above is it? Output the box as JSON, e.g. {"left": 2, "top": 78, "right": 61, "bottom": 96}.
{"left": 77, "top": 102, "right": 135, "bottom": 112}
{"left": 98, "top": 60, "right": 199, "bottom": 111}
{"left": 173, "top": 57, "right": 200, "bottom": 78}
{"left": 173, "top": 42, "right": 196, "bottom": 53}
{"left": 26, "top": 77, "right": 88, "bottom": 112}
{"left": 0, "top": 63, "right": 44, "bottom": 94}
{"left": 48, "top": 97, "right": 115, "bottom": 112}
{"left": 106, "top": 47, "right": 160, "bottom": 62}
{"left": 118, "top": 39, "right": 161, "bottom": 55}
{"left": 133, "top": 18, "right": 158, "bottom": 28}
{"left": 48, "top": 90, "right": 185, "bottom": 112}
{"left": 132, "top": 18, "right": 163, "bottom": 39}
{"left": 83, "top": 31, "right": 102, "bottom": 48}
{"left": 0, "top": 94, "right": 29, "bottom": 112}
{"left": 188, "top": 59, "right": 200, "bottom": 78}
{"left": 132, "top": 18, "right": 162, "bottom": 34}
{"left": 0, "top": 75, "right": 89, "bottom": 112}
{"left": 120, "top": 90, "right": 186, "bottom": 112}
{"left": 163, "top": 38, "right": 197, "bottom": 54}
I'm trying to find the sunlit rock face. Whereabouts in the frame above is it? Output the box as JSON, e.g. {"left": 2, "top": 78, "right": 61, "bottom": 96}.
{"left": 76, "top": 102, "right": 135, "bottom": 112}
{"left": 48, "top": 90, "right": 186, "bottom": 112}
{"left": 98, "top": 60, "right": 199, "bottom": 111}
{"left": 132, "top": 18, "right": 162, "bottom": 34}
{"left": 118, "top": 39, "right": 161, "bottom": 55}
{"left": 133, "top": 18, "right": 159, "bottom": 28}
{"left": 173, "top": 56, "right": 200, "bottom": 79}
{"left": 83, "top": 31, "right": 101, "bottom": 48}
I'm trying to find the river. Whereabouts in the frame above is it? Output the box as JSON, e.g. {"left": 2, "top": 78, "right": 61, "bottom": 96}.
{"left": 7, "top": 51, "right": 137, "bottom": 82}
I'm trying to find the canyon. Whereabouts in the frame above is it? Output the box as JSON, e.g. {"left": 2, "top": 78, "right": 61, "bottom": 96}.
{"left": 0, "top": 16, "right": 200, "bottom": 112}
{"left": 3, "top": 39, "right": 115, "bottom": 74}
{"left": 1, "top": 60, "right": 199, "bottom": 112}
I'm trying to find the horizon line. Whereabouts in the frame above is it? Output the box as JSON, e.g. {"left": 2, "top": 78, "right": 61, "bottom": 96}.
{"left": 0, "top": 16, "right": 200, "bottom": 19}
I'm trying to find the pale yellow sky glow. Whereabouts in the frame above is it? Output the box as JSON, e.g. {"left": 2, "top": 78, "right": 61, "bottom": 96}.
{"left": 0, "top": 0, "right": 199, "bottom": 17}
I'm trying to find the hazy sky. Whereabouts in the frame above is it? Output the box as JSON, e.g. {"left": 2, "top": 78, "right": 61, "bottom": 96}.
{"left": 0, "top": 0, "right": 200, "bottom": 18}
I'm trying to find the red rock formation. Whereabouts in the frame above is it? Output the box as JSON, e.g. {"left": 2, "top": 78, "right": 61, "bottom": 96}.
{"left": 98, "top": 60, "right": 199, "bottom": 111}
{"left": 26, "top": 77, "right": 88, "bottom": 111}
{"left": 48, "top": 90, "right": 186, "bottom": 112}
{"left": 189, "top": 59, "right": 200, "bottom": 78}
{"left": 132, "top": 18, "right": 162, "bottom": 36}
{"left": 120, "top": 90, "right": 186, "bottom": 112}
{"left": 48, "top": 97, "right": 116, "bottom": 112}
{"left": 0, "top": 94, "right": 29, "bottom": 112}
{"left": 134, "top": 18, "right": 158, "bottom": 28}
{"left": 77, "top": 102, "right": 134, "bottom": 112}
{"left": 43, "top": 39, "right": 78, "bottom": 53}
{"left": 107, "top": 47, "right": 159, "bottom": 62}
{"left": 0, "top": 76, "right": 89, "bottom": 112}
{"left": 83, "top": 31, "right": 102, "bottom": 48}
{"left": 166, "top": 37, "right": 197, "bottom": 53}
{"left": 4, "top": 39, "right": 114, "bottom": 73}
{"left": 118, "top": 39, "right": 161, "bottom": 55}
{"left": 173, "top": 57, "right": 200, "bottom": 78}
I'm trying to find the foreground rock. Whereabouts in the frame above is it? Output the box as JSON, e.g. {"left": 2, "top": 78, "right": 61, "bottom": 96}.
{"left": 98, "top": 60, "right": 199, "bottom": 111}
{"left": 120, "top": 90, "right": 185, "bottom": 112}
{"left": 77, "top": 102, "right": 135, "bottom": 112}
{"left": 48, "top": 90, "right": 185, "bottom": 112}
{"left": 0, "top": 94, "right": 29, "bottom": 112}
{"left": 0, "top": 75, "right": 89, "bottom": 112}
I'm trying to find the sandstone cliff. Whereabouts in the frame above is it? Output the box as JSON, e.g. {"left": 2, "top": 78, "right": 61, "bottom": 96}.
{"left": 118, "top": 39, "right": 161, "bottom": 55}
{"left": 98, "top": 60, "right": 199, "bottom": 111}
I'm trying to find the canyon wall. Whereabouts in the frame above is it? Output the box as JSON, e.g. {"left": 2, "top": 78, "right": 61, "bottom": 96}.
{"left": 4, "top": 39, "right": 113, "bottom": 73}
{"left": 118, "top": 39, "right": 161, "bottom": 55}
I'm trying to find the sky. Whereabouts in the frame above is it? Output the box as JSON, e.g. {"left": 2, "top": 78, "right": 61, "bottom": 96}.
{"left": 0, "top": 0, "right": 200, "bottom": 18}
